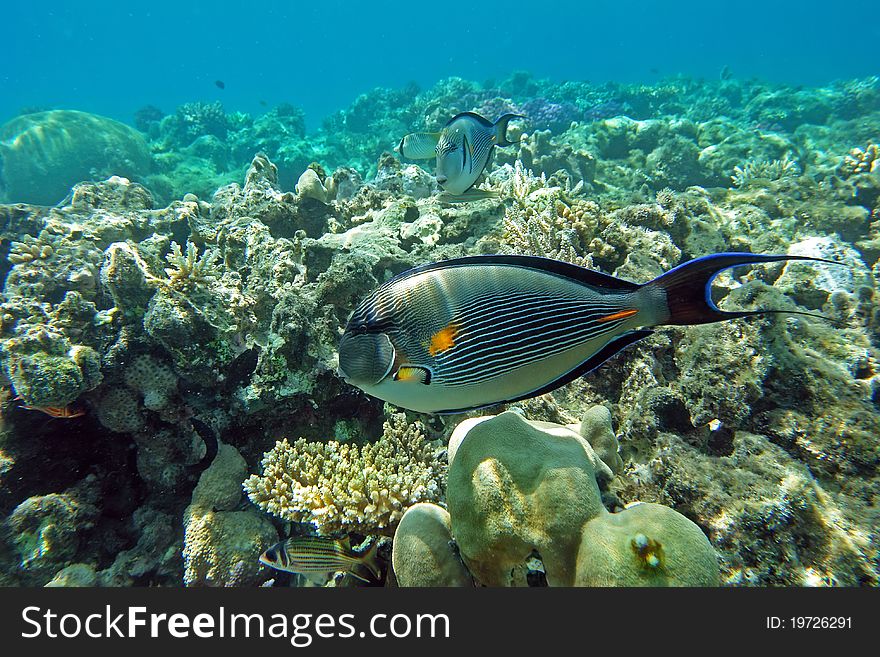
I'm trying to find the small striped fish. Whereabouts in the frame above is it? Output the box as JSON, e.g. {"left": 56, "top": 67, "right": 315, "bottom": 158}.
{"left": 338, "top": 253, "right": 834, "bottom": 414}
{"left": 398, "top": 111, "right": 523, "bottom": 197}
{"left": 259, "top": 536, "right": 380, "bottom": 582}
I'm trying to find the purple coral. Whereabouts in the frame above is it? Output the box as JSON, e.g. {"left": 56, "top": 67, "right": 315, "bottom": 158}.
{"left": 463, "top": 93, "right": 523, "bottom": 121}
{"left": 583, "top": 99, "right": 630, "bottom": 122}
{"left": 521, "top": 98, "right": 580, "bottom": 133}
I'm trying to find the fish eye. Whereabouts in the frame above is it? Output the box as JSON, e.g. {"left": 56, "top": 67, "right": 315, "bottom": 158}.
{"left": 349, "top": 322, "right": 369, "bottom": 335}
{"left": 264, "top": 549, "right": 276, "bottom": 561}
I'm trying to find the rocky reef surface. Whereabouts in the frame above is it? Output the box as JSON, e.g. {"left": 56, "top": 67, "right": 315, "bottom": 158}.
{"left": 0, "top": 72, "right": 878, "bottom": 586}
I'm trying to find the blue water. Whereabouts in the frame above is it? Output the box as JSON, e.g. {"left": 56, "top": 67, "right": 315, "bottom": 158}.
{"left": 3, "top": 1, "right": 878, "bottom": 129}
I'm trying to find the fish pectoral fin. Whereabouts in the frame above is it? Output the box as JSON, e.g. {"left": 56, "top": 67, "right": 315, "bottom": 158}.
{"left": 398, "top": 132, "right": 442, "bottom": 159}
{"left": 393, "top": 365, "right": 432, "bottom": 384}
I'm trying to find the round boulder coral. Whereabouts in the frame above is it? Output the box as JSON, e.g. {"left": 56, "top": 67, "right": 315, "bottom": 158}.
{"left": 575, "top": 502, "right": 720, "bottom": 587}
{"left": 96, "top": 387, "right": 144, "bottom": 433}
{"left": 392, "top": 503, "right": 473, "bottom": 587}
{"left": 447, "top": 411, "right": 611, "bottom": 586}
{"left": 0, "top": 110, "right": 151, "bottom": 205}
{"left": 123, "top": 354, "right": 177, "bottom": 411}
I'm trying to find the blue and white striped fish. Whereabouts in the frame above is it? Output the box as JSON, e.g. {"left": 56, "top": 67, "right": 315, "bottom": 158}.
{"left": 398, "top": 112, "right": 523, "bottom": 198}
{"left": 338, "top": 253, "right": 834, "bottom": 414}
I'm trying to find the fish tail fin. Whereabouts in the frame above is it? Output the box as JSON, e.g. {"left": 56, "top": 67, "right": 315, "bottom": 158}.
{"left": 398, "top": 132, "right": 441, "bottom": 159}
{"left": 494, "top": 113, "right": 525, "bottom": 146}
{"left": 353, "top": 539, "right": 382, "bottom": 582}
{"left": 646, "top": 252, "right": 842, "bottom": 326}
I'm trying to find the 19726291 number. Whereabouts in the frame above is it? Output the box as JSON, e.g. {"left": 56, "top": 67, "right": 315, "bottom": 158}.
{"left": 767, "top": 617, "right": 852, "bottom": 629}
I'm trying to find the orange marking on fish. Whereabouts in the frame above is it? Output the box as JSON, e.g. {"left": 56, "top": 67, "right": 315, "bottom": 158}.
{"left": 427, "top": 323, "right": 460, "bottom": 356}
{"left": 597, "top": 308, "right": 639, "bottom": 323}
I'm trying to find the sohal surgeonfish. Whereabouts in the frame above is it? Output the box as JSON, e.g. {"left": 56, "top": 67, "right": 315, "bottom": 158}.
{"left": 259, "top": 536, "right": 380, "bottom": 583}
{"left": 398, "top": 111, "right": 523, "bottom": 200}
{"left": 338, "top": 252, "right": 836, "bottom": 414}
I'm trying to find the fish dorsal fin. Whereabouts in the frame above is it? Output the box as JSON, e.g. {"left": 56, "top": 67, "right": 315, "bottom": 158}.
{"left": 445, "top": 111, "right": 494, "bottom": 128}
{"left": 388, "top": 254, "right": 642, "bottom": 293}
{"left": 398, "top": 132, "right": 441, "bottom": 159}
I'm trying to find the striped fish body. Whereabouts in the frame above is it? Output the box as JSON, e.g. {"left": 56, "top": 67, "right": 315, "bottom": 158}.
{"left": 338, "top": 253, "right": 833, "bottom": 414}
{"left": 398, "top": 112, "right": 522, "bottom": 195}
{"left": 339, "top": 255, "right": 666, "bottom": 414}
{"left": 259, "top": 537, "right": 379, "bottom": 582}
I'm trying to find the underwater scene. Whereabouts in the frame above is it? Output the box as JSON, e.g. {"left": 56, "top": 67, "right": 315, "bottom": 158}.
{"left": 0, "top": 2, "right": 878, "bottom": 588}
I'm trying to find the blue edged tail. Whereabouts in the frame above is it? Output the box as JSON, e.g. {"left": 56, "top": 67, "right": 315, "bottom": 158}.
{"left": 646, "top": 252, "right": 840, "bottom": 326}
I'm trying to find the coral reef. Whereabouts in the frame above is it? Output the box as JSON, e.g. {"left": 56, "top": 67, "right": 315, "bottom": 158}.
{"left": 391, "top": 503, "right": 473, "bottom": 587}
{"left": 575, "top": 502, "right": 719, "bottom": 586}
{"left": 183, "top": 443, "right": 277, "bottom": 587}
{"left": 1, "top": 71, "right": 878, "bottom": 588}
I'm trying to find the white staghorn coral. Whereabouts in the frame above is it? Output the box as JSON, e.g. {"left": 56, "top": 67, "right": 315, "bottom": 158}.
{"left": 243, "top": 414, "right": 446, "bottom": 535}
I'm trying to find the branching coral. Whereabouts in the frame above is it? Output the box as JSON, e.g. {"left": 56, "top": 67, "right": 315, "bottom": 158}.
{"left": 501, "top": 205, "right": 593, "bottom": 267}
{"left": 7, "top": 235, "right": 54, "bottom": 264}
{"left": 731, "top": 154, "right": 800, "bottom": 188}
{"left": 499, "top": 161, "right": 602, "bottom": 267}
{"left": 163, "top": 241, "right": 221, "bottom": 291}
{"left": 243, "top": 414, "right": 446, "bottom": 535}
{"left": 170, "top": 101, "right": 229, "bottom": 143}
{"left": 508, "top": 159, "right": 549, "bottom": 203}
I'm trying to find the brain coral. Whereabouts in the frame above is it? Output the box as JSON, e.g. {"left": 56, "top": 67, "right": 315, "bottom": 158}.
{"left": 243, "top": 414, "right": 445, "bottom": 535}
{"left": 0, "top": 110, "right": 151, "bottom": 205}
{"left": 96, "top": 387, "right": 144, "bottom": 434}
{"left": 123, "top": 354, "right": 177, "bottom": 411}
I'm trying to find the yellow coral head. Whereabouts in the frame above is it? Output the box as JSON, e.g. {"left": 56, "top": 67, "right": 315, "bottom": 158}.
{"left": 338, "top": 331, "right": 395, "bottom": 385}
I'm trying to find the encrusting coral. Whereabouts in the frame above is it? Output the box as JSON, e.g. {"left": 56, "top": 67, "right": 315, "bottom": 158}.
{"left": 244, "top": 414, "right": 446, "bottom": 536}
{"left": 183, "top": 443, "right": 278, "bottom": 587}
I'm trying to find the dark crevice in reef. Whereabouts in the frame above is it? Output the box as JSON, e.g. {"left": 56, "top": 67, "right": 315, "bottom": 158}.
{"left": 0, "top": 410, "right": 144, "bottom": 517}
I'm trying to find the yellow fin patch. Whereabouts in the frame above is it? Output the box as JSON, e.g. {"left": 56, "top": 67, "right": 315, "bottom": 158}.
{"left": 427, "top": 323, "right": 460, "bottom": 356}
{"left": 597, "top": 308, "right": 639, "bottom": 323}
{"left": 394, "top": 366, "right": 430, "bottom": 384}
